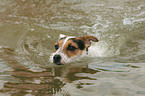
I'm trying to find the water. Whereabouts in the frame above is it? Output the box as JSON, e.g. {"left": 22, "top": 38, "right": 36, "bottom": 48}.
{"left": 0, "top": 0, "right": 145, "bottom": 96}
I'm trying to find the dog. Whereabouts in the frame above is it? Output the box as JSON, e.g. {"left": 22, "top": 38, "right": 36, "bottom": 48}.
{"left": 50, "top": 34, "right": 99, "bottom": 65}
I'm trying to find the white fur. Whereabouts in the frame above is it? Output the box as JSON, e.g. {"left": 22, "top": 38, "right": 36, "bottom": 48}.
{"left": 59, "top": 34, "right": 67, "bottom": 39}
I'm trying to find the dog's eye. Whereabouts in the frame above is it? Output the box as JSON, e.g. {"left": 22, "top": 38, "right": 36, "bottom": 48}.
{"left": 67, "top": 45, "right": 77, "bottom": 51}
{"left": 55, "top": 45, "right": 59, "bottom": 50}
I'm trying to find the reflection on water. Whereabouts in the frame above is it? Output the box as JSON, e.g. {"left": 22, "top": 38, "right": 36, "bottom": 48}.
{"left": 0, "top": 48, "right": 98, "bottom": 95}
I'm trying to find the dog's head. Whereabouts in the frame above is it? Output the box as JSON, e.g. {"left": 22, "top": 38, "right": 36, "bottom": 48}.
{"left": 50, "top": 34, "right": 98, "bottom": 65}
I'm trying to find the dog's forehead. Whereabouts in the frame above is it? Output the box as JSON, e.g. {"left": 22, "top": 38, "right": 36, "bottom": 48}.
{"left": 57, "top": 37, "right": 82, "bottom": 46}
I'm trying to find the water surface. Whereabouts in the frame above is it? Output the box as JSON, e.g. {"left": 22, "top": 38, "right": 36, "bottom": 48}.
{"left": 0, "top": 0, "right": 145, "bottom": 96}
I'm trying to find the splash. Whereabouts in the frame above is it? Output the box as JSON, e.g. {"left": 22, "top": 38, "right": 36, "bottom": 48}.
{"left": 80, "top": 17, "right": 128, "bottom": 57}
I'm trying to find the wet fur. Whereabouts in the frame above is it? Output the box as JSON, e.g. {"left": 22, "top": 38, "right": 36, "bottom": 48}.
{"left": 50, "top": 35, "right": 99, "bottom": 65}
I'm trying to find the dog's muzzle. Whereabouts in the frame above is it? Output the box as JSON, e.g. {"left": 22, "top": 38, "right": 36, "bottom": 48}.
{"left": 50, "top": 35, "right": 76, "bottom": 65}
{"left": 53, "top": 54, "right": 63, "bottom": 65}
{"left": 50, "top": 52, "right": 74, "bottom": 65}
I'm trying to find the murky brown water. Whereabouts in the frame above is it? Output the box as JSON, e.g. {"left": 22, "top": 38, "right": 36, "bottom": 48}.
{"left": 0, "top": 0, "right": 145, "bottom": 96}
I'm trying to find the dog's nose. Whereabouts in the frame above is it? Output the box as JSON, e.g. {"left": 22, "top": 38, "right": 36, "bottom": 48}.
{"left": 53, "top": 55, "right": 62, "bottom": 65}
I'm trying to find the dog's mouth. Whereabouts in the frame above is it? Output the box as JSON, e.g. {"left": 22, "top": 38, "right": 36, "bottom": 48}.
{"left": 54, "top": 61, "right": 64, "bottom": 65}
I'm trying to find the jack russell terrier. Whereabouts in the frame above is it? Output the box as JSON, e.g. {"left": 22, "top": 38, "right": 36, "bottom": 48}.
{"left": 50, "top": 34, "right": 99, "bottom": 65}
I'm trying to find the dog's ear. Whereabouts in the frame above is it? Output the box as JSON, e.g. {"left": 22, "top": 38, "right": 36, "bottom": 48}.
{"left": 82, "top": 36, "right": 99, "bottom": 48}
{"left": 59, "top": 34, "right": 67, "bottom": 40}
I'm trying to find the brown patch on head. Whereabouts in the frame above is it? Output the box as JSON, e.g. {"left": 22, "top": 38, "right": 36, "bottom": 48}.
{"left": 54, "top": 38, "right": 85, "bottom": 58}
{"left": 63, "top": 40, "right": 83, "bottom": 58}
